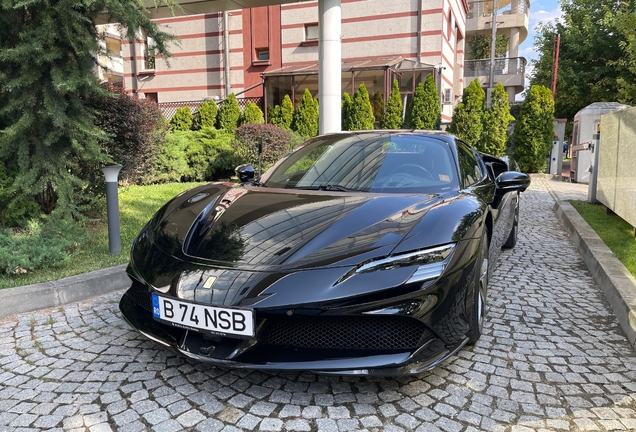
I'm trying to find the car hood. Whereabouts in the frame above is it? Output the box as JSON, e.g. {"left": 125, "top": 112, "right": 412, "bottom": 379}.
{"left": 150, "top": 183, "right": 454, "bottom": 271}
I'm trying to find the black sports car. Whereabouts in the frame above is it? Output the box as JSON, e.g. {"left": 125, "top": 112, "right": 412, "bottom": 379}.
{"left": 120, "top": 131, "right": 530, "bottom": 375}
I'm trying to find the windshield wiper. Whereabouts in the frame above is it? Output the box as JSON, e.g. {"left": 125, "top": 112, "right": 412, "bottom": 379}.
{"left": 249, "top": 180, "right": 267, "bottom": 187}
{"left": 317, "top": 184, "right": 357, "bottom": 192}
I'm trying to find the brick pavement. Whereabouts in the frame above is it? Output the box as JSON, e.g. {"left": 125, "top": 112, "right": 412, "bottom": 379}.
{"left": 2, "top": 177, "right": 636, "bottom": 432}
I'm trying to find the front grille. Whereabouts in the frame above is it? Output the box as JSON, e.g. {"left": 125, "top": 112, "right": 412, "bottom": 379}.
{"left": 264, "top": 315, "right": 432, "bottom": 350}
{"left": 125, "top": 283, "right": 153, "bottom": 313}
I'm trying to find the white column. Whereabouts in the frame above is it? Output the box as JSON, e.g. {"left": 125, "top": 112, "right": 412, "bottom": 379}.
{"left": 318, "top": 0, "right": 341, "bottom": 134}
{"left": 509, "top": 28, "right": 519, "bottom": 58}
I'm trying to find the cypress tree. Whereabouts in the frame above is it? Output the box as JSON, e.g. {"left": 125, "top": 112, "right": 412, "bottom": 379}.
{"left": 448, "top": 78, "right": 485, "bottom": 146}
{"left": 380, "top": 79, "right": 404, "bottom": 129}
{"left": 216, "top": 93, "right": 241, "bottom": 132}
{"left": 513, "top": 85, "right": 555, "bottom": 173}
{"left": 349, "top": 84, "right": 375, "bottom": 130}
{"left": 341, "top": 92, "right": 353, "bottom": 131}
{"left": 406, "top": 75, "right": 441, "bottom": 130}
{"left": 292, "top": 89, "right": 319, "bottom": 138}
{"left": 480, "top": 82, "right": 513, "bottom": 156}
{"left": 194, "top": 99, "right": 218, "bottom": 130}
{"left": 170, "top": 107, "right": 194, "bottom": 131}
{"left": 279, "top": 95, "right": 294, "bottom": 130}
{"left": 239, "top": 101, "right": 265, "bottom": 125}
{"left": 372, "top": 91, "right": 384, "bottom": 122}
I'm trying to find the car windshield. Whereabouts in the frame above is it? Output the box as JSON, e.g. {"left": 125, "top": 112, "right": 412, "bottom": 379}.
{"left": 260, "top": 132, "right": 460, "bottom": 194}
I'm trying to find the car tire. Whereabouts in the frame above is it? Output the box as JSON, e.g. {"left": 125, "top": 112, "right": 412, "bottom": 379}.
{"left": 503, "top": 197, "right": 519, "bottom": 249}
{"left": 467, "top": 228, "right": 488, "bottom": 344}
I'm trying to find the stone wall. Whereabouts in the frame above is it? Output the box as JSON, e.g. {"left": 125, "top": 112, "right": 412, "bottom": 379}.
{"left": 597, "top": 107, "right": 636, "bottom": 231}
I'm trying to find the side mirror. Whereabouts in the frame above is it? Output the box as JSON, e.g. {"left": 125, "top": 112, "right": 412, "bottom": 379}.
{"left": 236, "top": 164, "right": 256, "bottom": 183}
{"left": 495, "top": 171, "right": 531, "bottom": 193}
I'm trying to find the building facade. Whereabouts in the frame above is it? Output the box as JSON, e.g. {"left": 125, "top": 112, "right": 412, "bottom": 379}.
{"left": 121, "top": 0, "right": 468, "bottom": 124}
{"left": 464, "top": 0, "right": 529, "bottom": 101}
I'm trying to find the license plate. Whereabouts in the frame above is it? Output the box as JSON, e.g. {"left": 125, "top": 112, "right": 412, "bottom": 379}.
{"left": 151, "top": 294, "right": 254, "bottom": 338}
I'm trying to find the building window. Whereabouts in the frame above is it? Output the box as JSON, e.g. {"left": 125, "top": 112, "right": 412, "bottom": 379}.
{"left": 256, "top": 49, "right": 270, "bottom": 61}
{"left": 443, "top": 88, "right": 452, "bottom": 104}
{"left": 305, "top": 24, "right": 319, "bottom": 41}
{"left": 144, "top": 36, "right": 155, "bottom": 70}
{"left": 144, "top": 93, "right": 158, "bottom": 103}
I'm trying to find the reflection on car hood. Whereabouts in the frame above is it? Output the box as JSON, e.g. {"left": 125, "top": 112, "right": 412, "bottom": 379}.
{"left": 152, "top": 184, "right": 450, "bottom": 271}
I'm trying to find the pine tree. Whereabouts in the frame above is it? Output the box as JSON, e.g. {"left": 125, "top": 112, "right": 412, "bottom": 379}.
{"left": 380, "top": 79, "right": 404, "bottom": 129}
{"left": 291, "top": 89, "right": 319, "bottom": 138}
{"left": 216, "top": 93, "right": 241, "bottom": 132}
{"left": 513, "top": 85, "right": 555, "bottom": 173}
{"left": 406, "top": 75, "right": 441, "bottom": 129}
{"left": 349, "top": 84, "right": 375, "bottom": 130}
{"left": 239, "top": 101, "right": 264, "bottom": 125}
{"left": 447, "top": 78, "right": 485, "bottom": 146}
{"left": 480, "top": 83, "right": 513, "bottom": 156}
{"left": 0, "top": 0, "right": 176, "bottom": 217}
{"left": 194, "top": 99, "right": 218, "bottom": 130}
{"left": 341, "top": 93, "right": 353, "bottom": 131}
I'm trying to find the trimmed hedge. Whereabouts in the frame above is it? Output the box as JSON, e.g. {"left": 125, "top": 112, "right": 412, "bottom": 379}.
{"left": 234, "top": 123, "right": 292, "bottom": 171}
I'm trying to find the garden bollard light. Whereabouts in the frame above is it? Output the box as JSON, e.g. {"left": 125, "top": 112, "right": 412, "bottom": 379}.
{"left": 101, "top": 164, "right": 122, "bottom": 254}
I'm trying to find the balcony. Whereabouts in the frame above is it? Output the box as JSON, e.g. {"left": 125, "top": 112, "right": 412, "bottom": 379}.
{"left": 464, "top": 57, "right": 526, "bottom": 94}
{"left": 466, "top": 0, "right": 529, "bottom": 43}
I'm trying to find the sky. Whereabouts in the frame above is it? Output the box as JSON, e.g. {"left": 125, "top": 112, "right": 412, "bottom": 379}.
{"left": 516, "top": 0, "right": 563, "bottom": 99}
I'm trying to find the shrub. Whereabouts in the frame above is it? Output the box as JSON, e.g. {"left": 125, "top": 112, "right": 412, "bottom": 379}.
{"left": 380, "top": 79, "right": 404, "bottom": 129}
{"left": 0, "top": 164, "right": 41, "bottom": 227}
{"left": 372, "top": 91, "right": 384, "bottom": 122}
{"left": 292, "top": 89, "right": 319, "bottom": 138}
{"left": 170, "top": 107, "right": 194, "bottom": 131}
{"left": 0, "top": 217, "right": 86, "bottom": 275}
{"left": 240, "top": 101, "right": 265, "bottom": 125}
{"left": 217, "top": 93, "right": 241, "bottom": 132}
{"left": 234, "top": 123, "right": 292, "bottom": 170}
{"left": 513, "top": 85, "right": 555, "bottom": 173}
{"left": 289, "top": 130, "right": 308, "bottom": 150}
{"left": 480, "top": 82, "right": 514, "bottom": 156}
{"left": 406, "top": 75, "right": 441, "bottom": 130}
{"left": 194, "top": 99, "right": 218, "bottom": 130}
{"left": 151, "top": 131, "right": 193, "bottom": 183}
{"left": 341, "top": 92, "right": 353, "bottom": 131}
{"left": 349, "top": 84, "right": 375, "bottom": 130}
{"left": 89, "top": 84, "right": 167, "bottom": 186}
{"left": 448, "top": 78, "right": 485, "bottom": 146}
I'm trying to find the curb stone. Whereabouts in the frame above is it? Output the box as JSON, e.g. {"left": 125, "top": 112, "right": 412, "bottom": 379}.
{"left": 553, "top": 199, "right": 636, "bottom": 348}
{"left": 0, "top": 263, "right": 129, "bottom": 319}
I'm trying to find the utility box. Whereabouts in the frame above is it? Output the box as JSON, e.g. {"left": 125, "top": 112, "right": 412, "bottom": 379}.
{"left": 571, "top": 102, "right": 630, "bottom": 184}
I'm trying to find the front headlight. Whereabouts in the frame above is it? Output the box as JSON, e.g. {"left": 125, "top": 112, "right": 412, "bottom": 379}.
{"left": 338, "top": 244, "right": 455, "bottom": 284}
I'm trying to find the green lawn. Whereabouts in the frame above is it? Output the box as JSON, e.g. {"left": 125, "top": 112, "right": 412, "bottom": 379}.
{"left": 570, "top": 201, "right": 636, "bottom": 278}
{"left": 0, "top": 182, "right": 202, "bottom": 290}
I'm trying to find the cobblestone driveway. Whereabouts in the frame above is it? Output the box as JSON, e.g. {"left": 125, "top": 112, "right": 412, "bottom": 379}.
{"left": 2, "top": 178, "right": 636, "bottom": 432}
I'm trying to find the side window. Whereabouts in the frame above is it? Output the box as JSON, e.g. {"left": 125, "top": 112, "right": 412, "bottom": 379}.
{"left": 456, "top": 142, "right": 484, "bottom": 188}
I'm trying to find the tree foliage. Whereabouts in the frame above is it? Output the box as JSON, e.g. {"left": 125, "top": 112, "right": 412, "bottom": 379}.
{"left": 406, "top": 76, "right": 440, "bottom": 129}
{"left": 216, "top": 93, "right": 241, "bottom": 132}
{"left": 239, "top": 101, "right": 264, "bottom": 125}
{"left": 512, "top": 85, "right": 555, "bottom": 173}
{"left": 0, "top": 0, "right": 177, "bottom": 219}
{"left": 170, "top": 107, "right": 194, "bottom": 131}
{"left": 194, "top": 99, "right": 218, "bottom": 130}
{"left": 341, "top": 92, "right": 353, "bottom": 131}
{"left": 292, "top": 89, "right": 319, "bottom": 138}
{"left": 530, "top": 0, "right": 636, "bottom": 122}
{"left": 90, "top": 85, "right": 167, "bottom": 185}
{"left": 447, "top": 78, "right": 485, "bottom": 147}
{"left": 380, "top": 79, "right": 404, "bottom": 129}
{"left": 348, "top": 84, "right": 375, "bottom": 130}
{"left": 479, "top": 83, "right": 513, "bottom": 156}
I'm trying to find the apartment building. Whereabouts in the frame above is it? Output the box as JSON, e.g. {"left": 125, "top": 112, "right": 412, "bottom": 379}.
{"left": 121, "top": 0, "right": 467, "bottom": 124}
{"left": 96, "top": 24, "right": 124, "bottom": 85}
{"left": 464, "top": 0, "right": 529, "bottom": 101}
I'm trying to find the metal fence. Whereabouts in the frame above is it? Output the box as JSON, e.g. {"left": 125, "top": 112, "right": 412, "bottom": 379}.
{"left": 467, "top": 0, "right": 529, "bottom": 19}
{"left": 464, "top": 57, "right": 526, "bottom": 77}
{"left": 158, "top": 97, "right": 264, "bottom": 121}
